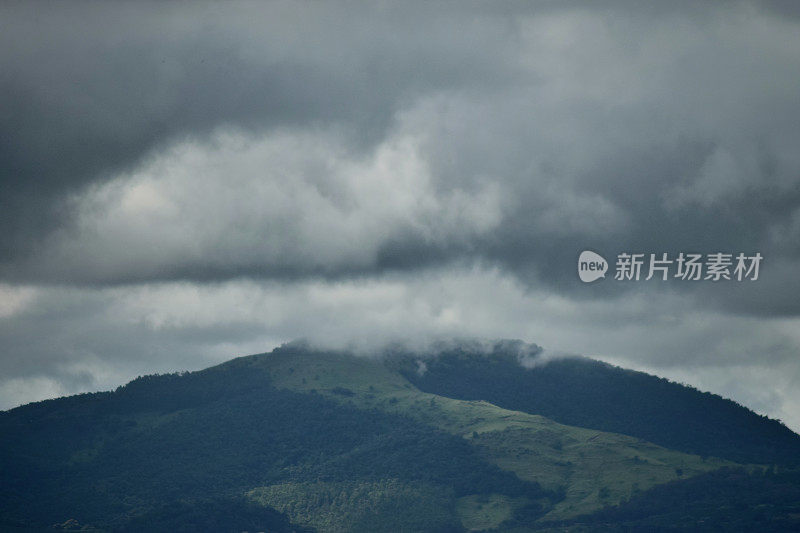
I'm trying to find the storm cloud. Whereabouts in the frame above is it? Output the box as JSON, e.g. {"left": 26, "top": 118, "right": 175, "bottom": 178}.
{"left": 2, "top": 1, "right": 800, "bottom": 430}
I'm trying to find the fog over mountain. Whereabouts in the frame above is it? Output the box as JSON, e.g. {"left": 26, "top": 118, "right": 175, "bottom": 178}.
{"left": 1, "top": 1, "right": 800, "bottom": 431}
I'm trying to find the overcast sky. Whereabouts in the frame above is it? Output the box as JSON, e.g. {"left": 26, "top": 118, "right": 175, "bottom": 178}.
{"left": 2, "top": 1, "right": 800, "bottom": 431}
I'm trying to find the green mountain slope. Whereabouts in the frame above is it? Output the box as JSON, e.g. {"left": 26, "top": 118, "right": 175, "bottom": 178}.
{"left": 230, "top": 346, "right": 728, "bottom": 521}
{"left": 553, "top": 467, "right": 800, "bottom": 532}
{"left": 2, "top": 342, "right": 797, "bottom": 532}
{"left": 0, "top": 360, "right": 542, "bottom": 531}
{"left": 395, "top": 342, "right": 800, "bottom": 466}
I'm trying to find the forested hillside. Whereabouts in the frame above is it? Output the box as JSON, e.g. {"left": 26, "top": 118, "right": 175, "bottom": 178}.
{"left": 0, "top": 361, "right": 549, "bottom": 531}
{"left": 2, "top": 344, "right": 799, "bottom": 532}
{"left": 397, "top": 346, "right": 800, "bottom": 466}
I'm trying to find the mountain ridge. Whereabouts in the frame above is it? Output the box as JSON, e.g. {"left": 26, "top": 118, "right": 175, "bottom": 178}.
{"left": 2, "top": 342, "right": 799, "bottom": 531}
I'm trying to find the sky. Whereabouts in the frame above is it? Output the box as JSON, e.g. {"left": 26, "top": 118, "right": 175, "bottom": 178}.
{"left": 2, "top": 1, "right": 800, "bottom": 431}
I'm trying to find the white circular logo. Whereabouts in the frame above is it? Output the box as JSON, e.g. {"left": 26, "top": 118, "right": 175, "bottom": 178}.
{"left": 578, "top": 251, "right": 608, "bottom": 283}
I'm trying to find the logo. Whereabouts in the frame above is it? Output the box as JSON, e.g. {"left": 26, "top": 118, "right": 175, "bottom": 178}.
{"left": 577, "top": 250, "right": 762, "bottom": 283}
{"left": 578, "top": 250, "right": 608, "bottom": 283}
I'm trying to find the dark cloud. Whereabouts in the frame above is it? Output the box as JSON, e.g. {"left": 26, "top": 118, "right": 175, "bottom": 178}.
{"left": 2, "top": 2, "right": 798, "bottom": 320}
{"left": 1, "top": 1, "right": 799, "bottom": 426}
{"left": 0, "top": 1, "right": 519, "bottom": 262}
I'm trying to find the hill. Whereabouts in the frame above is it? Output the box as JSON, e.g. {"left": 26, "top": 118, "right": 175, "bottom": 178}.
{"left": 1, "top": 342, "right": 799, "bottom": 531}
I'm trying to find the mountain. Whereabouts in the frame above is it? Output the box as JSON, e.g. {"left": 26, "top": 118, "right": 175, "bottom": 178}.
{"left": 1, "top": 342, "right": 799, "bottom": 532}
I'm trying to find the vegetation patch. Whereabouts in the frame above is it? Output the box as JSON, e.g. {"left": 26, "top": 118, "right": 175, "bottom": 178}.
{"left": 249, "top": 479, "right": 458, "bottom": 532}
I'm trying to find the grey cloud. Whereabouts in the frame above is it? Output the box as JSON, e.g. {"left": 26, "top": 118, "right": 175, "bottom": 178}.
{"left": 0, "top": 1, "right": 519, "bottom": 262}
{"left": 1, "top": 2, "right": 798, "bottom": 321}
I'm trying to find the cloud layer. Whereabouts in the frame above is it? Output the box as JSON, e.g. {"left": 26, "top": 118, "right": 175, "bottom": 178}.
{"left": 1, "top": 1, "right": 800, "bottom": 430}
